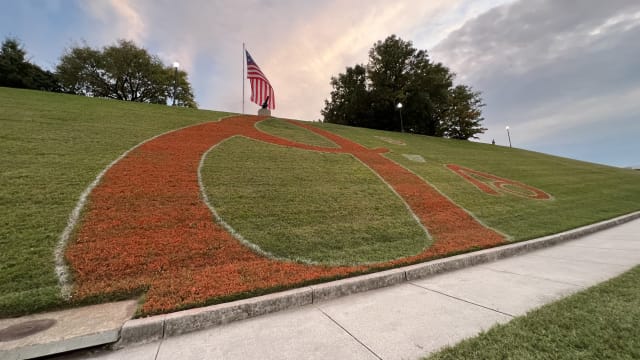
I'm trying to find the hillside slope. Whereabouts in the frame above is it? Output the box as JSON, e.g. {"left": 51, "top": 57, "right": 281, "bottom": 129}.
{"left": 1, "top": 87, "right": 639, "bottom": 317}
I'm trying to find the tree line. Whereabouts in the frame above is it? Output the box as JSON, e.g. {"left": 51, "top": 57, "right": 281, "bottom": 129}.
{"left": 322, "top": 35, "right": 486, "bottom": 140}
{"left": 0, "top": 37, "right": 196, "bottom": 107}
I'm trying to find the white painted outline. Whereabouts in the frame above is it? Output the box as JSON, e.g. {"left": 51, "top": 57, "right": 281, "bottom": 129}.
{"left": 349, "top": 155, "right": 433, "bottom": 249}
{"left": 197, "top": 136, "right": 320, "bottom": 266}
{"left": 256, "top": 119, "right": 433, "bottom": 259}
{"left": 197, "top": 135, "right": 431, "bottom": 267}
{"left": 54, "top": 115, "right": 236, "bottom": 300}
{"left": 374, "top": 135, "right": 406, "bottom": 146}
{"left": 250, "top": 119, "right": 432, "bottom": 262}
{"left": 56, "top": 115, "right": 505, "bottom": 301}
{"left": 402, "top": 153, "right": 426, "bottom": 163}
{"left": 384, "top": 153, "right": 512, "bottom": 242}
{"left": 449, "top": 164, "right": 555, "bottom": 201}
{"left": 272, "top": 121, "right": 431, "bottom": 246}
{"left": 256, "top": 118, "right": 340, "bottom": 149}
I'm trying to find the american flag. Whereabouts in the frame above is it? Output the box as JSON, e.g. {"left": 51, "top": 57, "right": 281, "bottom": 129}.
{"left": 246, "top": 50, "right": 275, "bottom": 110}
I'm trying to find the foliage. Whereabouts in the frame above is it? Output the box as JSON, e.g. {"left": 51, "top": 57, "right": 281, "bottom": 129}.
{"left": 365, "top": 35, "right": 414, "bottom": 132}
{"left": 441, "top": 85, "right": 487, "bottom": 139}
{"left": 56, "top": 39, "right": 196, "bottom": 107}
{"left": 0, "top": 37, "right": 60, "bottom": 92}
{"left": 321, "top": 64, "right": 370, "bottom": 127}
{"left": 322, "top": 35, "right": 484, "bottom": 139}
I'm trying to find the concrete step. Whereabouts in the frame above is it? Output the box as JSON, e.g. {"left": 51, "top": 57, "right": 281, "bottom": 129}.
{"left": 0, "top": 300, "right": 137, "bottom": 360}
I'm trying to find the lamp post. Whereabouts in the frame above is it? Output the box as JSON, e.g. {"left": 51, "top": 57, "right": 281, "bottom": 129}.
{"left": 172, "top": 62, "right": 180, "bottom": 106}
{"left": 506, "top": 125, "right": 512, "bottom": 148}
{"left": 397, "top": 102, "right": 404, "bottom": 133}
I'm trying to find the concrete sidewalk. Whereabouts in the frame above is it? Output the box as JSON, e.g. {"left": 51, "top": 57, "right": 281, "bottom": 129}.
{"left": 51, "top": 218, "right": 640, "bottom": 360}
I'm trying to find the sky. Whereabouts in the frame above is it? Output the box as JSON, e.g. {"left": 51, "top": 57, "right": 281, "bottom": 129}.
{"left": 2, "top": 0, "right": 639, "bottom": 168}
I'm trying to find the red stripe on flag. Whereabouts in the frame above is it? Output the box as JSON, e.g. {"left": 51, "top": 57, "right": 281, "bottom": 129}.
{"left": 246, "top": 50, "right": 275, "bottom": 110}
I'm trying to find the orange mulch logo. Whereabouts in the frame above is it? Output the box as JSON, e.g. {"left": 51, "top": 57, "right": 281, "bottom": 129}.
{"left": 66, "top": 116, "right": 507, "bottom": 315}
{"left": 446, "top": 164, "right": 552, "bottom": 200}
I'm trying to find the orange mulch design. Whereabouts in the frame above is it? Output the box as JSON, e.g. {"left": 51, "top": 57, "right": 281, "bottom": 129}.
{"left": 446, "top": 164, "right": 552, "bottom": 200}
{"left": 66, "top": 116, "right": 506, "bottom": 315}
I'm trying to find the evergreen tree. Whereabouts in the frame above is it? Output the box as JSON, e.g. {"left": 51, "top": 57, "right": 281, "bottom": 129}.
{"left": 0, "top": 38, "right": 60, "bottom": 92}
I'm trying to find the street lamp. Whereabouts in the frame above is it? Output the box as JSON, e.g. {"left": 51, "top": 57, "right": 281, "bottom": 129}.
{"left": 506, "top": 125, "right": 512, "bottom": 148}
{"left": 172, "top": 62, "right": 180, "bottom": 106}
{"left": 397, "top": 102, "right": 404, "bottom": 133}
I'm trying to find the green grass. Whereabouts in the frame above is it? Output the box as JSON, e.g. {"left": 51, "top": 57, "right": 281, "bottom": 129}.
{"left": 0, "top": 87, "right": 228, "bottom": 316}
{"left": 201, "top": 135, "right": 429, "bottom": 264}
{"left": 426, "top": 265, "right": 640, "bottom": 359}
{"left": 1, "top": 87, "right": 640, "bottom": 317}
{"left": 311, "top": 122, "right": 640, "bottom": 241}
{"left": 256, "top": 118, "right": 337, "bottom": 147}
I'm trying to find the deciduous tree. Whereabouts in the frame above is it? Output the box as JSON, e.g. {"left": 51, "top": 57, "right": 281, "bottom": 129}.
{"left": 56, "top": 40, "right": 196, "bottom": 107}
{"left": 441, "top": 85, "right": 487, "bottom": 140}
{"left": 321, "top": 64, "right": 370, "bottom": 126}
{"left": 322, "top": 35, "right": 485, "bottom": 140}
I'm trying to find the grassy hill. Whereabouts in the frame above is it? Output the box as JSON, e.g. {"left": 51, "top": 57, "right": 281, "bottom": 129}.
{"left": 0, "top": 88, "right": 230, "bottom": 315}
{"left": 1, "top": 87, "right": 639, "bottom": 317}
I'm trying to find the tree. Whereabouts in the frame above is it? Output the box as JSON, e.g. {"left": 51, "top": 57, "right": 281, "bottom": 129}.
{"left": 55, "top": 45, "right": 104, "bottom": 97}
{"left": 56, "top": 40, "right": 196, "bottom": 108}
{"left": 441, "top": 85, "right": 487, "bottom": 140}
{"left": 404, "top": 53, "right": 453, "bottom": 136}
{"left": 367, "top": 35, "right": 414, "bottom": 131}
{"left": 0, "top": 37, "right": 60, "bottom": 92}
{"left": 322, "top": 35, "right": 486, "bottom": 140}
{"left": 321, "top": 64, "right": 370, "bottom": 126}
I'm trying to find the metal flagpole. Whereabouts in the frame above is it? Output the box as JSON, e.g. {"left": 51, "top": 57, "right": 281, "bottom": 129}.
{"left": 242, "top": 43, "right": 245, "bottom": 114}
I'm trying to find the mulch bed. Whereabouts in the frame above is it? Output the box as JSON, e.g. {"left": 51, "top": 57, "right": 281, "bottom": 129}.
{"left": 66, "top": 115, "right": 506, "bottom": 315}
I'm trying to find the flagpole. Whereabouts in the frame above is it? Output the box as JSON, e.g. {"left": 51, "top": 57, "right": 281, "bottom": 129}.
{"left": 242, "top": 43, "right": 245, "bottom": 114}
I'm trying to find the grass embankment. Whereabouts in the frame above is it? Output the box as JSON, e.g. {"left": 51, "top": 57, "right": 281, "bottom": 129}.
{"left": 312, "top": 122, "right": 640, "bottom": 241}
{"left": 2, "top": 87, "right": 639, "bottom": 317}
{"left": 203, "top": 118, "right": 428, "bottom": 264}
{"left": 426, "top": 265, "right": 640, "bottom": 359}
{"left": 0, "top": 87, "right": 229, "bottom": 316}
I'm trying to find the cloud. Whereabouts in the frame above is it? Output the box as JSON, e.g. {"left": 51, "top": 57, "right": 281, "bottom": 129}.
{"left": 5, "top": 0, "right": 637, "bottom": 165}
{"left": 69, "top": 0, "right": 640, "bottom": 164}
{"left": 432, "top": 0, "right": 640, "bottom": 165}
{"left": 260, "top": 1, "right": 455, "bottom": 120}
{"left": 77, "top": 0, "right": 145, "bottom": 43}
{"left": 77, "top": 0, "right": 515, "bottom": 121}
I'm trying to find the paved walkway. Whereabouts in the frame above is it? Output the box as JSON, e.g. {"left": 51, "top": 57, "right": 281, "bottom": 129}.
{"left": 55, "top": 219, "right": 640, "bottom": 360}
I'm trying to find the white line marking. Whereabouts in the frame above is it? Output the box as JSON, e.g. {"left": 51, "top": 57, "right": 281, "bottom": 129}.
{"left": 197, "top": 136, "right": 319, "bottom": 265}
{"left": 54, "top": 116, "right": 235, "bottom": 300}
{"left": 349, "top": 155, "right": 432, "bottom": 251}
{"left": 386, "top": 156, "right": 511, "bottom": 241}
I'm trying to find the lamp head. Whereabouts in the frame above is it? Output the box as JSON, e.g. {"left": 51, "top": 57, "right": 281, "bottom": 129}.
{"left": 397, "top": 102, "right": 403, "bottom": 109}
{"left": 172, "top": 62, "right": 180, "bottom": 69}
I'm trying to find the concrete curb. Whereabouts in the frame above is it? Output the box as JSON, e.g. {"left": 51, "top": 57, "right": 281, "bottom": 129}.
{"left": 114, "top": 211, "right": 640, "bottom": 349}
{"left": 0, "top": 300, "right": 137, "bottom": 360}
{"left": 310, "top": 268, "right": 406, "bottom": 303}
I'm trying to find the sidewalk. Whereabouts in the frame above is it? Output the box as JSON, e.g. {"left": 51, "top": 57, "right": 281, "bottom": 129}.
{"left": 50, "top": 218, "right": 640, "bottom": 360}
